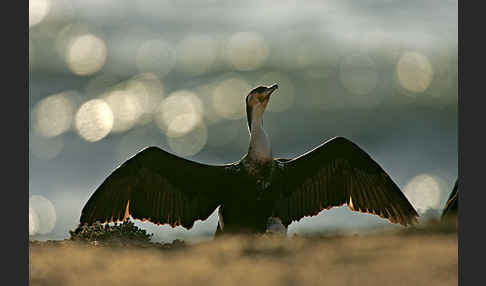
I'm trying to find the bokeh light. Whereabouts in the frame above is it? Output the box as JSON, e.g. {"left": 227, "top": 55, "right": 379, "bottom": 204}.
{"left": 66, "top": 34, "right": 107, "bottom": 76}
{"left": 166, "top": 113, "right": 201, "bottom": 138}
{"left": 339, "top": 54, "right": 378, "bottom": 96}
{"left": 226, "top": 32, "right": 269, "bottom": 71}
{"left": 194, "top": 83, "right": 224, "bottom": 125}
{"left": 124, "top": 73, "right": 165, "bottom": 125}
{"left": 104, "top": 90, "right": 143, "bottom": 133}
{"left": 55, "top": 23, "right": 93, "bottom": 59}
{"left": 212, "top": 77, "right": 251, "bottom": 120}
{"left": 136, "top": 39, "right": 177, "bottom": 78}
{"left": 32, "top": 92, "right": 75, "bottom": 138}
{"left": 29, "top": 195, "right": 57, "bottom": 235}
{"left": 176, "top": 34, "right": 218, "bottom": 75}
{"left": 29, "top": 207, "right": 40, "bottom": 236}
{"left": 396, "top": 51, "right": 434, "bottom": 94}
{"left": 403, "top": 174, "right": 441, "bottom": 214}
{"left": 75, "top": 99, "right": 114, "bottom": 142}
{"left": 29, "top": 0, "right": 50, "bottom": 28}
{"left": 154, "top": 90, "right": 203, "bottom": 137}
{"left": 167, "top": 123, "right": 208, "bottom": 157}
{"left": 258, "top": 72, "right": 295, "bottom": 113}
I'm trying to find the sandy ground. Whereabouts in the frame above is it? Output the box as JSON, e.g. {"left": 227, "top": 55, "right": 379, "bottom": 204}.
{"left": 29, "top": 223, "right": 457, "bottom": 286}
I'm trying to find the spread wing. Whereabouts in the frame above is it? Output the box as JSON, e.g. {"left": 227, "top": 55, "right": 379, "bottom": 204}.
{"left": 80, "top": 146, "right": 231, "bottom": 229}
{"left": 272, "top": 137, "right": 419, "bottom": 227}
{"left": 441, "top": 179, "right": 458, "bottom": 219}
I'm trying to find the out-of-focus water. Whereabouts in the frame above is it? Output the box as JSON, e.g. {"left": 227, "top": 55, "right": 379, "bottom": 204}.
{"left": 29, "top": 0, "right": 458, "bottom": 242}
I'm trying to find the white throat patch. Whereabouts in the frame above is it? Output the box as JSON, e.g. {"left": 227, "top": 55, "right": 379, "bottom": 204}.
{"left": 248, "top": 119, "right": 272, "bottom": 162}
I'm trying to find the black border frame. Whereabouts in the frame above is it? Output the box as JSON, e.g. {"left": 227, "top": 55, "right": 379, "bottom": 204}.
{"left": 459, "top": 0, "right": 482, "bottom": 285}
{"left": 20, "top": 0, "right": 477, "bottom": 285}
{"left": 7, "top": 0, "right": 28, "bottom": 283}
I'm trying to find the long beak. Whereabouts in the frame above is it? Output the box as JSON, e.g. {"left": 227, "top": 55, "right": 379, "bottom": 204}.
{"left": 265, "top": 84, "right": 278, "bottom": 98}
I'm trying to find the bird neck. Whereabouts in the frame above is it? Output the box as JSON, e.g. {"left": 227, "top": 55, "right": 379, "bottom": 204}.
{"left": 248, "top": 117, "right": 272, "bottom": 163}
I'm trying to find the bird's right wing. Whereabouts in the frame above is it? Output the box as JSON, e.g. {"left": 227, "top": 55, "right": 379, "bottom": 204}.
{"left": 80, "top": 146, "right": 232, "bottom": 229}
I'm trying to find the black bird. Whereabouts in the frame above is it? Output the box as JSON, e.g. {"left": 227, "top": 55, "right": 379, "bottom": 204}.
{"left": 79, "top": 84, "right": 419, "bottom": 234}
{"left": 441, "top": 179, "right": 458, "bottom": 220}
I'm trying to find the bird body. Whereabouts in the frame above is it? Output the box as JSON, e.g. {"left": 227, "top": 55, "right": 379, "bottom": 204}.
{"left": 79, "top": 84, "right": 419, "bottom": 235}
{"left": 218, "top": 157, "right": 281, "bottom": 233}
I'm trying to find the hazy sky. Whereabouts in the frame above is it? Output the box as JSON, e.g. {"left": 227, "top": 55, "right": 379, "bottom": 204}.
{"left": 29, "top": 0, "right": 457, "bottom": 242}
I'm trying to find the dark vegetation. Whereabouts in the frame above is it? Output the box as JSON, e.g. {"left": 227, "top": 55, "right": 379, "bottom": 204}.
{"left": 70, "top": 221, "right": 152, "bottom": 244}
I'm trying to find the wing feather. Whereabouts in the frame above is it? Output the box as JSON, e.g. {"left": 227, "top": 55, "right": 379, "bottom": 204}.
{"left": 441, "top": 179, "right": 458, "bottom": 219}
{"left": 80, "top": 146, "right": 230, "bottom": 229}
{"left": 273, "top": 137, "right": 419, "bottom": 227}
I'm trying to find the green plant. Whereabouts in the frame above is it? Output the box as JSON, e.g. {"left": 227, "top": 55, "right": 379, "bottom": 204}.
{"left": 69, "top": 220, "right": 153, "bottom": 244}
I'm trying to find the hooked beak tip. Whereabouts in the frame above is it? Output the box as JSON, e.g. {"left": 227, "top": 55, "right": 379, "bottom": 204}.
{"left": 267, "top": 84, "right": 278, "bottom": 97}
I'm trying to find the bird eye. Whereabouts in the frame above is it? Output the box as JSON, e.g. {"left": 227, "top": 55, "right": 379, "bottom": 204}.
{"left": 256, "top": 87, "right": 267, "bottom": 93}
{"left": 250, "top": 86, "right": 267, "bottom": 95}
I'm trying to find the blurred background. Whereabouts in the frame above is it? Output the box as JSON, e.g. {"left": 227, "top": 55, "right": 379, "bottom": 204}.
{"left": 29, "top": 0, "right": 458, "bottom": 242}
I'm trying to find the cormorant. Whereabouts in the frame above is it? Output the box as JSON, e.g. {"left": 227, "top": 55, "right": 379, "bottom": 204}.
{"left": 79, "top": 84, "right": 419, "bottom": 234}
{"left": 441, "top": 179, "right": 458, "bottom": 220}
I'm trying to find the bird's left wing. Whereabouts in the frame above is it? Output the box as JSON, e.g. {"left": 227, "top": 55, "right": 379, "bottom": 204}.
{"left": 80, "top": 146, "right": 232, "bottom": 229}
{"left": 272, "top": 137, "right": 419, "bottom": 227}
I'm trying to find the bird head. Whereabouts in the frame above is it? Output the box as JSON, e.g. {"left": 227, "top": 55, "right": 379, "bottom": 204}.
{"left": 245, "top": 84, "right": 278, "bottom": 130}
